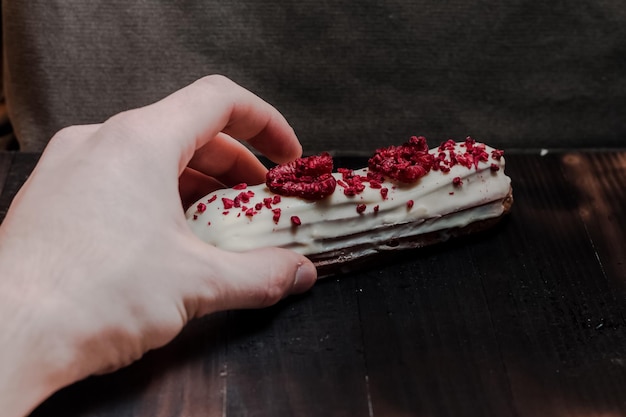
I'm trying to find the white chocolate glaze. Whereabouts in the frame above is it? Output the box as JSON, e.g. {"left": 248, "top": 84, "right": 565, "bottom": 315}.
{"left": 186, "top": 142, "right": 511, "bottom": 255}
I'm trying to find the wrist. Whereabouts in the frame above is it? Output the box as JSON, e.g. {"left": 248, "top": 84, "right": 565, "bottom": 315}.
{"left": 0, "top": 271, "right": 81, "bottom": 416}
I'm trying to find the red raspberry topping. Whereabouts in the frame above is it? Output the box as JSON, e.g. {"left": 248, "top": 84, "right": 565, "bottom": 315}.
{"left": 491, "top": 149, "right": 504, "bottom": 160}
{"left": 266, "top": 153, "right": 337, "bottom": 200}
{"left": 222, "top": 198, "right": 235, "bottom": 209}
{"left": 368, "top": 136, "right": 433, "bottom": 183}
{"left": 272, "top": 208, "right": 281, "bottom": 224}
{"left": 291, "top": 216, "right": 302, "bottom": 226}
{"left": 337, "top": 168, "right": 367, "bottom": 196}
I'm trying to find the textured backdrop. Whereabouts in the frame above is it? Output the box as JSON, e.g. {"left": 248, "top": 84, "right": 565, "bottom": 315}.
{"left": 3, "top": 0, "right": 626, "bottom": 152}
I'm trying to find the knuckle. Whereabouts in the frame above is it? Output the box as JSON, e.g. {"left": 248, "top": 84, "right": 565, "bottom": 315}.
{"left": 196, "top": 74, "right": 233, "bottom": 89}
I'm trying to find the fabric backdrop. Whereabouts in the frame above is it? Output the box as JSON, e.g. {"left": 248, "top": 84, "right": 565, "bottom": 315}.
{"left": 3, "top": 0, "right": 625, "bottom": 152}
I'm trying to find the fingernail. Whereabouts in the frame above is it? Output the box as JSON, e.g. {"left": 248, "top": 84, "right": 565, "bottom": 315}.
{"left": 293, "top": 261, "right": 317, "bottom": 294}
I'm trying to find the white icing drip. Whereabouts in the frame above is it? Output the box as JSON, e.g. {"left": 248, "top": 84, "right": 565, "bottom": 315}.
{"left": 186, "top": 142, "right": 511, "bottom": 255}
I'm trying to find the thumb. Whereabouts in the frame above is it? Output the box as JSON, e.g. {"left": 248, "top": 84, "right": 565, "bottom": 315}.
{"left": 192, "top": 247, "right": 318, "bottom": 316}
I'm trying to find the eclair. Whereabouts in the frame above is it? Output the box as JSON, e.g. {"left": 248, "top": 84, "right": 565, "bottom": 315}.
{"left": 186, "top": 136, "right": 512, "bottom": 275}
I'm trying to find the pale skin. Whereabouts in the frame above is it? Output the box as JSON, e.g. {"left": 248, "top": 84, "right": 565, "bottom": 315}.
{"left": 0, "top": 75, "right": 318, "bottom": 417}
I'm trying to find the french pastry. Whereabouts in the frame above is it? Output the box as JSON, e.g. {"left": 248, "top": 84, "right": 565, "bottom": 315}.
{"left": 186, "top": 136, "right": 513, "bottom": 275}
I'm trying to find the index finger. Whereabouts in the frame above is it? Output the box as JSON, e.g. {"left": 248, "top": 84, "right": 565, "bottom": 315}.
{"left": 101, "top": 75, "right": 303, "bottom": 174}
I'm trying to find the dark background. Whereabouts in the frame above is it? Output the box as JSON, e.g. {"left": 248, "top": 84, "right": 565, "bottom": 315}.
{"left": 3, "top": 0, "right": 626, "bottom": 152}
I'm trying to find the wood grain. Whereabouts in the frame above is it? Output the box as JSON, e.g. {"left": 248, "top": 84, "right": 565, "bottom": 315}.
{"left": 0, "top": 150, "right": 622, "bottom": 417}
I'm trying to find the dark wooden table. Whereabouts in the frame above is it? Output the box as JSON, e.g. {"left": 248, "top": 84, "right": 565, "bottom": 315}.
{"left": 2, "top": 150, "right": 625, "bottom": 417}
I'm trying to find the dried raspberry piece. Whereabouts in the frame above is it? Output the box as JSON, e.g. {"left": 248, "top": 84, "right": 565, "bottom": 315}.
{"left": 207, "top": 195, "right": 217, "bottom": 204}
{"left": 453, "top": 177, "right": 463, "bottom": 186}
{"left": 438, "top": 139, "right": 457, "bottom": 151}
{"left": 266, "top": 153, "right": 337, "bottom": 200}
{"left": 368, "top": 136, "right": 433, "bottom": 183}
{"left": 490, "top": 163, "right": 500, "bottom": 172}
{"left": 407, "top": 200, "right": 414, "bottom": 209}
{"left": 366, "top": 171, "right": 385, "bottom": 183}
{"left": 237, "top": 191, "right": 251, "bottom": 204}
{"left": 455, "top": 153, "right": 472, "bottom": 168}
{"left": 272, "top": 208, "right": 281, "bottom": 224}
{"left": 491, "top": 149, "right": 504, "bottom": 160}
{"left": 356, "top": 204, "right": 366, "bottom": 214}
{"left": 369, "top": 179, "right": 382, "bottom": 189}
{"left": 291, "top": 216, "right": 302, "bottom": 226}
{"left": 196, "top": 202, "right": 207, "bottom": 213}
{"left": 337, "top": 168, "right": 367, "bottom": 196}
{"left": 233, "top": 183, "right": 247, "bottom": 190}
{"left": 222, "top": 198, "right": 235, "bottom": 209}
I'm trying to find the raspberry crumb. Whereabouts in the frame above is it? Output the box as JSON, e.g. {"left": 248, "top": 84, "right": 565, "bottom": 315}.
{"left": 491, "top": 149, "right": 504, "bottom": 160}
{"left": 373, "top": 205, "right": 380, "bottom": 213}
{"left": 490, "top": 163, "right": 500, "bottom": 172}
{"left": 381, "top": 187, "right": 389, "bottom": 200}
{"left": 337, "top": 168, "right": 366, "bottom": 196}
{"left": 207, "top": 195, "right": 217, "bottom": 204}
{"left": 196, "top": 202, "right": 207, "bottom": 213}
{"left": 193, "top": 214, "right": 198, "bottom": 220}
{"left": 272, "top": 208, "right": 281, "bottom": 224}
{"left": 272, "top": 195, "right": 281, "bottom": 204}
{"left": 356, "top": 204, "right": 366, "bottom": 214}
{"left": 438, "top": 139, "right": 457, "bottom": 151}
{"left": 233, "top": 183, "right": 247, "bottom": 190}
{"left": 407, "top": 200, "right": 414, "bottom": 209}
{"left": 238, "top": 191, "right": 251, "bottom": 204}
{"left": 255, "top": 202, "right": 263, "bottom": 211}
{"left": 453, "top": 177, "right": 463, "bottom": 187}
{"left": 291, "top": 216, "right": 302, "bottom": 226}
{"left": 369, "top": 180, "right": 382, "bottom": 189}
{"left": 222, "top": 198, "right": 235, "bottom": 209}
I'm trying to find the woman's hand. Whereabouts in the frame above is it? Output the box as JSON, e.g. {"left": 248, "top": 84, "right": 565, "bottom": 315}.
{"left": 0, "top": 75, "right": 317, "bottom": 417}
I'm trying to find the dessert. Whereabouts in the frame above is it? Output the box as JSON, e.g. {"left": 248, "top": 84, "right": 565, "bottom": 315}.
{"left": 186, "top": 136, "right": 512, "bottom": 275}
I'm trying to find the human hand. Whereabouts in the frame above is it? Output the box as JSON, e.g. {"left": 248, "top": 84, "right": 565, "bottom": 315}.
{"left": 0, "top": 75, "right": 317, "bottom": 417}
